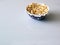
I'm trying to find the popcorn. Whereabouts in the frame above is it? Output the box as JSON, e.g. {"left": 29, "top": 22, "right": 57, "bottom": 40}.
{"left": 26, "top": 3, "right": 49, "bottom": 15}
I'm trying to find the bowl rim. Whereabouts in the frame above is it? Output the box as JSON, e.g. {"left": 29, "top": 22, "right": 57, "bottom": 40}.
{"left": 26, "top": 3, "right": 49, "bottom": 17}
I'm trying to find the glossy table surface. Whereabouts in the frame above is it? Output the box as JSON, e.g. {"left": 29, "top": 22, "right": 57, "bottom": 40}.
{"left": 0, "top": 0, "right": 60, "bottom": 45}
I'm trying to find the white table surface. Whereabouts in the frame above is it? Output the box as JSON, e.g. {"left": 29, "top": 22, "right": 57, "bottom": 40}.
{"left": 0, "top": 0, "right": 60, "bottom": 45}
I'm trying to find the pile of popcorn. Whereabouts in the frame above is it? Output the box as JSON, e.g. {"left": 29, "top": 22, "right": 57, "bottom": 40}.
{"left": 26, "top": 3, "right": 49, "bottom": 15}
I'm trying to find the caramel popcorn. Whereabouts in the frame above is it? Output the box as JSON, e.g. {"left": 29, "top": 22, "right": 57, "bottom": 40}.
{"left": 26, "top": 3, "right": 49, "bottom": 15}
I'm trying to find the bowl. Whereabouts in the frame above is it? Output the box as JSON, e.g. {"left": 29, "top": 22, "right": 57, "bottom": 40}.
{"left": 26, "top": 3, "right": 49, "bottom": 20}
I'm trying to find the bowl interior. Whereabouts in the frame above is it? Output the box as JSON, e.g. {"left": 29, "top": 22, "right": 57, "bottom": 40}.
{"left": 26, "top": 3, "right": 49, "bottom": 17}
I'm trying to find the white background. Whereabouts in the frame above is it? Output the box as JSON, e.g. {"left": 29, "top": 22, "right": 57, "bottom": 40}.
{"left": 0, "top": 0, "right": 60, "bottom": 45}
